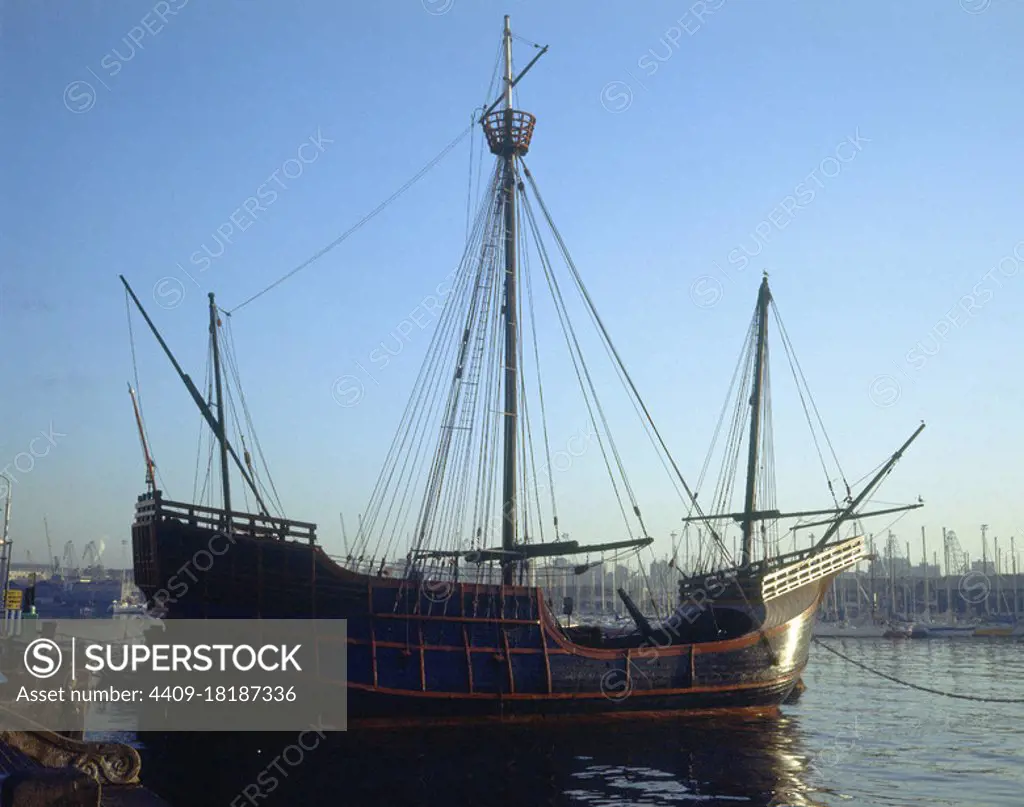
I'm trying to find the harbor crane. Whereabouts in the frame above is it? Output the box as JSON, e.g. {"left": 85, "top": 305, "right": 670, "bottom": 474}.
{"left": 61, "top": 541, "right": 78, "bottom": 581}
{"left": 82, "top": 540, "right": 104, "bottom": 577}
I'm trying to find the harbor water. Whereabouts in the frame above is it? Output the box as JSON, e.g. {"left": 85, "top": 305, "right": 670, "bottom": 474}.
{"left": 115, "top": 638, "right": 1023, "bottom": 806}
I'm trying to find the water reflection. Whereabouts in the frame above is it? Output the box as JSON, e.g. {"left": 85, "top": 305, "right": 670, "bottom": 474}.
{"left": 549, "top": 715, "right": 826, "bottom": 806}
{"left": 140, "top": 712, "right": 829, "bottom": 806}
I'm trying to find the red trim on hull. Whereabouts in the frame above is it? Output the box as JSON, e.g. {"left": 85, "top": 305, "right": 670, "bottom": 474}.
{"left": 349, "top": 704, "right": 783, "bottom": 730}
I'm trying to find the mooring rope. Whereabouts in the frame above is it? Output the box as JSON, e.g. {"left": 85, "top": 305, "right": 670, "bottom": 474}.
{"left": 812, "top": 637, "right": 1024, "bottom": 703}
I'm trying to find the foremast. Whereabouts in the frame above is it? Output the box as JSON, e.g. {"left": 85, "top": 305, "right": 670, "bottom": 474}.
{"left": 740, "top": 273, "right": 771, "bottom": 566}
{"left": 120, "top": 275, "right": 271, "bottom": 523}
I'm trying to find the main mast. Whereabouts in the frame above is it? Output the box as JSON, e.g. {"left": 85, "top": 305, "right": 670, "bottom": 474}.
{"left": 740, "top": 273, "right": 771, "bottom": 566}
{"left": 482, "top": 15, "right": 535, "bottom": 585}
{"left": 500, "top": 15, "right": 518, "bottom": 586}
{"left": 209, "top": 293, "right": 232, "bottom": 518}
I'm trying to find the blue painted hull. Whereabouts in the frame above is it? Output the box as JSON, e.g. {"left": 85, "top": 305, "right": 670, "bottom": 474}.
{"left": 133, "top": 506, "right": 825, "bottom": 724}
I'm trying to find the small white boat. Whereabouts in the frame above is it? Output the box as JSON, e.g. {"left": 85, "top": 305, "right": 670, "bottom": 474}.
{"left": 973, "top": 623, "right": 1020, "bottom": 637}
{"left": 919, "top": 624, "right": 976, "bottom": 638}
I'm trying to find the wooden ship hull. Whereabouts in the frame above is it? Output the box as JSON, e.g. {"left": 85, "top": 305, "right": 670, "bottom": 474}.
{"left": 132, "top": 493, "right": 864, "bottom": 724}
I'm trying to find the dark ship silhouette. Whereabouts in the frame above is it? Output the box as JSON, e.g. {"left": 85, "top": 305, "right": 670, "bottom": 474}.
{"left": 123, "top": 17, "right": 923, "bottom": 726}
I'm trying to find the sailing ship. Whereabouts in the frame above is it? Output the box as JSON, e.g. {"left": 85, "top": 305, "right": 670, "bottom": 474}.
{"left": 123, "top": 17, "right": 925, "bottom": 724}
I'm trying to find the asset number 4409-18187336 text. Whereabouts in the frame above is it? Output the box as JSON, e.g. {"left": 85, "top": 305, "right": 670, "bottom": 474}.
{"left": 149, "top": 685, "right": 298, "bottom": 703}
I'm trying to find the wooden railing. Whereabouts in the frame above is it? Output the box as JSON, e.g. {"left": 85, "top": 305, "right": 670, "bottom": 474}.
{"left": 133, "top": 491, "right": 317, "bottom": 544}
{"left": 760, "top": 536, "right": 865, "bottom": 601}
{"left": 678, "top": 536, "right": 867, "bottom": 601}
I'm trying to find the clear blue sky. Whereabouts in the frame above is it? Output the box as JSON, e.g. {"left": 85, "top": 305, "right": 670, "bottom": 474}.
{"left": 2, "top": 0, "right": 1021, "bottom": 572}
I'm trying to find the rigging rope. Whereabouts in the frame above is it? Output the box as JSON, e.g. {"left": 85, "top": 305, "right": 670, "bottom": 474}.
{"left": 519, "top": 192, "right": 636, "bottom": 539}
{"left": 220, "top": 365, "right": 245, "bottom": 511}
{"left": 466, "top": 110, "right": 476, "bottom": 243}
{"left": 812, "top": 638, "right": 1024, "bottom": 703}
{"left": 771, "top": 300, "right": 851, "bottom": 502}
{"left": 762, "top": 342, "right": 780, "bottom": 557}
{"left": 522, "top": 216, "right": 559, "bottom": 541}
{"left": 516, "top": 221, "right": 543, "bottom": 547}
{"left": 221, "top": 314, "right": 285, "bottom": 516}
{"left": 698, "top": 315, "right": 756, "bottom": 571}
{"left": 694, "top": 320, "right": 749, "bottom": 499}
{"left": 193, "top": 348, "right": 215, "bottom": 508}
{"left": 401, "top": 180, "right": 502, "bottom": 564}
{"left": 227, "top": 122, "right": 476, "bottom": 315}
{"left": 520, "top": 161, "right": 732, "bottom": 564}
{"left": 522, "top": 189, "right": 663, "bottom": 539}
{"left": 511, "top": 32, "right": 544, "bottom": 49}
{"left": 355, "top": 165, "right": 502, "bottom": 564}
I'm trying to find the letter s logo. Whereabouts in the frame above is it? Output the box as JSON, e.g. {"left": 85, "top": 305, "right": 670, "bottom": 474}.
{"left": 24, "top": 638, "right": 63, "bottom": 679}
